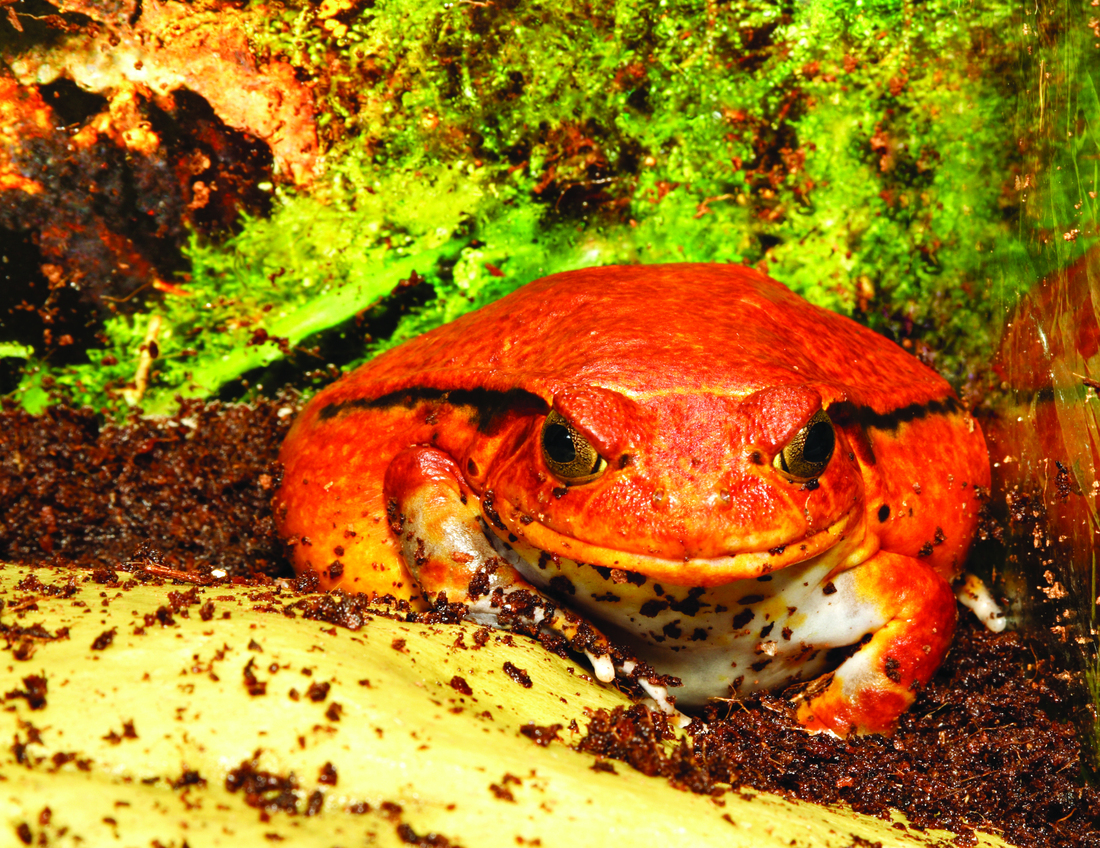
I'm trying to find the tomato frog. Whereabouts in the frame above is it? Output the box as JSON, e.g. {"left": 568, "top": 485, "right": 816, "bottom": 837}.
{"left": 275, "top": 264, "right": 994, "bottom": 735}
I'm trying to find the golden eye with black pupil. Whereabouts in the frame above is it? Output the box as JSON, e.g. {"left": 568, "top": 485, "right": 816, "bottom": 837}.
{"left": 773, "top": 410, "right": 835, "bottom": 481}
{"left": 541, "top": 410, "right": 607, "bottom": 484}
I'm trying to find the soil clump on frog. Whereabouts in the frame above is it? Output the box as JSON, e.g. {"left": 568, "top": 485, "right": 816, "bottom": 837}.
{"left": 0, "top": 397, "right": 1096, "bottom": 848}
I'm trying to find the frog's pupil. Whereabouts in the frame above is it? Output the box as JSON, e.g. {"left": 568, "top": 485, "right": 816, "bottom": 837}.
{"left": 544, "top": 422, "right": 577, "bottom": 463}
{"left": 802, "top": 421, "right": 834, "bottom": 464}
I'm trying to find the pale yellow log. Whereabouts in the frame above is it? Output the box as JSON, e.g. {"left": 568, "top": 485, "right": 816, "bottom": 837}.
{"left": 0, "top": 563, "right": 1014, "bottom": 848}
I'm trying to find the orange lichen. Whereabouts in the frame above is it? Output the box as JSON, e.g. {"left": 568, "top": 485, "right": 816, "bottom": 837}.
{"left": 67, "top": 82, "right": 162, "bottom": 155}
{"left": 9, "top": 1, "right": 318, "bottom": 185}
{"left": 0, "top": 76, "right": 51, "bottom": 196}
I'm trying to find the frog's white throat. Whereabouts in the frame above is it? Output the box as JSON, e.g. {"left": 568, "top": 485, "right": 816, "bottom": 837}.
{"left": 485, "top": 525, "right": 887, "bottom": 710}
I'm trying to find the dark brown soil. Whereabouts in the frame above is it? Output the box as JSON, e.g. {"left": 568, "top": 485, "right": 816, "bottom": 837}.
{"left": 0, "top": 398, "right": 293, "bottom": 578}
{"left": 577, "top": 623, "right": 1100, "bottom": 848}
{"left": 1, "top": 399, "right": 1097, "bottom": 848}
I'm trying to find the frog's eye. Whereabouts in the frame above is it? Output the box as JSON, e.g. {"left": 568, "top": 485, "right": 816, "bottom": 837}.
{"left": 541, "top": 410, "right": 607, "bottom": 484}
{"left": 773, "top": 410, "right": 835, "bottom": 481}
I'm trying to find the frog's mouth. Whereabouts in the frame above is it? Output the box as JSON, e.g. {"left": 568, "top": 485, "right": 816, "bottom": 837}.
{"left": 492, "top": 503, "right": 870, "bottom": 588}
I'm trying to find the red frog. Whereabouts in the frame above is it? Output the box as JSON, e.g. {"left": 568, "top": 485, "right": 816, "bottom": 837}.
{"left": 275, "top": 264, "right": 991, "bottom": 735}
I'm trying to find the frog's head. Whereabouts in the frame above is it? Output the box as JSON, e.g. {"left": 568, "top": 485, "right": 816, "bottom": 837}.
{"left": 466, "top": 382, "right": 871, "bottom": 587}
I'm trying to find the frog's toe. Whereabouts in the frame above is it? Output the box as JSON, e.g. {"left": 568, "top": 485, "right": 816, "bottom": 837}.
{"left": 586, "top": 651, "right": 616, "bottom": 682}
{"left": 956, "top": 572, "right": 1007, "bottom": 633}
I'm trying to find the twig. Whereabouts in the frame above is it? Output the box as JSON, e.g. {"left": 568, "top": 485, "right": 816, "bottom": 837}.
{"left": 122, "top": 314, "right": 163, "bottom": 406}
{"left": 140, "top": 563, "right": 221, "bottom": 586}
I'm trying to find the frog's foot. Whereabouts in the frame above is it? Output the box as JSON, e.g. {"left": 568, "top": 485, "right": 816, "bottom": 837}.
{"left": 793, "top": 551, "right": 957, "bottom": 736}
{"left": 384, "top": 446, "right": 624, "bottom": 680}
{"left": 618, "top": 659, "right": 690, "bottom": 724}
{"left": 955, "top": 572, "right": 1006, "bottom": 633}
{"left": 484, "top": 527, "right": 683, "bottom": 712}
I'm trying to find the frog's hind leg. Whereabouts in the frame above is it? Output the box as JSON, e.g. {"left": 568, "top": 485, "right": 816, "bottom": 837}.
{"left": 383, "top": 445, "right": 621, "bottom": 682}
{"left": 793, "top": 552, "right": 957, "bottom": 736}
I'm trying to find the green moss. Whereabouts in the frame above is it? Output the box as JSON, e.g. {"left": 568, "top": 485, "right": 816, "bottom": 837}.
{"left": 0, "top": 343, "right": 33, "bottom": 360}
{"left": 15, "top": 161, "right": 485, "bottom": 414}
{"left": 9, "top": 0, "right": 1092, "bottom": 413}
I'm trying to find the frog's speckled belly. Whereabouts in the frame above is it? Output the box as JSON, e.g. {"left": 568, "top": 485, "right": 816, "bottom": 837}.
{"left": 496, "top": 538, "right": 888, "bottom": 709}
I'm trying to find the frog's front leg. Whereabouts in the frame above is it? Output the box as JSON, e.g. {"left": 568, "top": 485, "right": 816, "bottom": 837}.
{"left": 793, "top": 552, "right": 957, "bottom": 736}
{"left": 383, "top": 446, "right": 620, "bottom": 683}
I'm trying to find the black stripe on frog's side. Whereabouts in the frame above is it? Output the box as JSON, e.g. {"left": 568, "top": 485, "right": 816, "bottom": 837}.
{"left": 828, "top": 396, "right": 963, "bottom": 467}
{"left": 828, "top": 395, "right": 962, "bottom": 433}
{"left": 318, "top": 386, "right": 549, "bottom": 433}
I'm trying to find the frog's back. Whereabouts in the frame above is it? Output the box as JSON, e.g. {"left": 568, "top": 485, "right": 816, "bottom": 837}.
{"left": 324, "top": 263, "right": 952, "bottom": 413}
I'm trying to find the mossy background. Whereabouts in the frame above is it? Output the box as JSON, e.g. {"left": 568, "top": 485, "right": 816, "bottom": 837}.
{"left": 4, "top": 0, "right": 1095, "bottom": 415}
